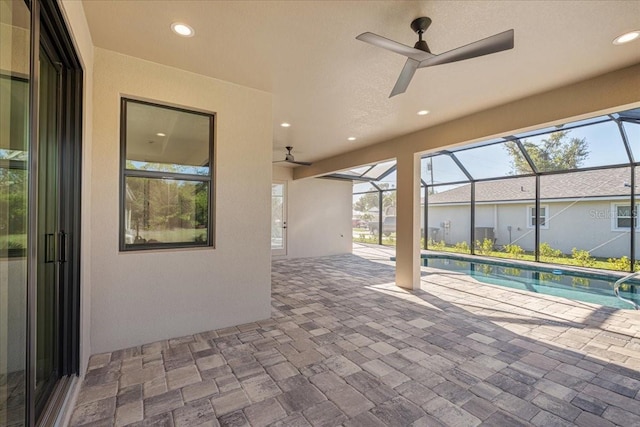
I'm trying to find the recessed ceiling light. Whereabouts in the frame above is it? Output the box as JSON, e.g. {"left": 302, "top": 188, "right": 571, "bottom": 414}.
{"left": 280, "top": 123, "right": 291, "bottom": 128}
{"left": 171, "top": 22, "right": 194, "bottom": 37}
{"left": 417, "top": 110, "right": 430, "bottom": 116}
{"left": 348, "top": 137, "right": 356, "bottom": 141}
{"left": 613, "top": 30, "right": 640, "bottom": 45}
{"left": 156, "top": 132, "right": 166, "bottom": 137}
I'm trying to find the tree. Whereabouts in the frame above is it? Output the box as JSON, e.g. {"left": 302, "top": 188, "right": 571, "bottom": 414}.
{"left": 353, "top": 192, "right": 378, "bottom": 214}
{"left": 505, "top": 131, "right": 589, "bottom": 174}
{"left": 353, "top": 183, "right": 397, "bottom": 218}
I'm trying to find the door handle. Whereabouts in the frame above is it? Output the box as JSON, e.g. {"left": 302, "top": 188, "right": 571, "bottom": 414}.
{"left": 58, "top": 232, "right": 68, "bottom": 264}
{"left": 45, "top": 233, "right": 56, "bottom": 263}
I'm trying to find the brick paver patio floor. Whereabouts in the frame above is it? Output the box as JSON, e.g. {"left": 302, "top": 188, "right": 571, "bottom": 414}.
{"left": 70, "top": 247, "right": 640, "bottom": 426}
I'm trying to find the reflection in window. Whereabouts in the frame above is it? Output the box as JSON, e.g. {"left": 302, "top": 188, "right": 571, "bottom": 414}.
{"left": 121, "top": 99, "right": 214, "bottom": 250}
{"left": 1, "top": 75, "right": 29, "bottom": 257}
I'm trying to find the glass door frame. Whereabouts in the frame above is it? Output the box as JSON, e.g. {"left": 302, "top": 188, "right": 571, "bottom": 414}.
{"left": 23, "top": 0, "right": 84, "bottom": 425}
{"left": 272, "top": 181, "right": 287, "bottom": 256}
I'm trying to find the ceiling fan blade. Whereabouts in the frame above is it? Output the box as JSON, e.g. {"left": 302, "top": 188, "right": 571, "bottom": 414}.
{"left": 290, "top": 160, "right": 312, "bottom": 166}
{"left": 356, "top": 32, "right": 434, "bottom": 62}
{"left": 390, "top": 58, "right": 419, "bottom": 97}
{"left": 419, "top": 29, "right": 514, "bottom": 68}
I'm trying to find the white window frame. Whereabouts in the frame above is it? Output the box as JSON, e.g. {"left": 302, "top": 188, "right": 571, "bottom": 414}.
{"left": 611, "top": 203, "right": 639, "bottom": 232}
{"left": 527, "top": 205, "right": 549, "bottom": 229}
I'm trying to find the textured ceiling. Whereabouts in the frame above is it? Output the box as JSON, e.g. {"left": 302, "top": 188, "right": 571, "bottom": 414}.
{"left": 81, "top": 0, "right": 640, "bottom": 166}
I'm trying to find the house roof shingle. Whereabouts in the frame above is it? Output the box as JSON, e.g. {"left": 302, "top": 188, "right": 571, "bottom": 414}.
{"left": 428, "top": 168, "right": 632, "bottom": 204}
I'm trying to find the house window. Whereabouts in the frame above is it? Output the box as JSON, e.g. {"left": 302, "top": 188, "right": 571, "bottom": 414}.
{"left": 613, "top": 204, "right": 637, "bottom": 231}
{"left": 120, "top": 98, "right": 214, "bottom": 250}
{"left": 527, "top": 205, "right": 549, "bottom": 229}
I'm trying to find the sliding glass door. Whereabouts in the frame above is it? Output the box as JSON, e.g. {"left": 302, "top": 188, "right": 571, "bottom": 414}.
{"left": 0, "top": 0, "right": 31, "bottom": 425}
{"left": 1, "top": 0, "right": 82, "bottom": 425}
{"left": 34, "top": 46, "right": 61, "bottom": 419}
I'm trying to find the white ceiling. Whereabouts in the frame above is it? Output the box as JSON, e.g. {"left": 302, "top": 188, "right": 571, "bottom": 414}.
{"left": 81, "top": 0, "right": 640, "bottom": 166}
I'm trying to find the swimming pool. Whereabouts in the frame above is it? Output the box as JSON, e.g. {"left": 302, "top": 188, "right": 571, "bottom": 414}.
{"left": 422, "top": 255, "right": 640, "bottom": 310}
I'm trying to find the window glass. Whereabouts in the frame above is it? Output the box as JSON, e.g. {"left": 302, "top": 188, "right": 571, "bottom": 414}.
{"left": 614, "top": 205, "right": 637, "bottom": 230}
{"left": 121, "top": 99, "right": 213, "bottom": 250}
{"left": 124, "top": 177, "right": 209, "bottom": 245}
{"left": 528, "top": 206, "right": 548, "bottom": 228}
{"left": 0, "top": 1, "right": 30, "bottom": 423}
{"left": 125, "top": 101, "right": 211, "bottom": 175}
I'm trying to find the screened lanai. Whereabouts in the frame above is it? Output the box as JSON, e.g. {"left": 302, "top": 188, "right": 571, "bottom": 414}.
{"left": 339, "top": 107, "right": 640, "bottom": 272}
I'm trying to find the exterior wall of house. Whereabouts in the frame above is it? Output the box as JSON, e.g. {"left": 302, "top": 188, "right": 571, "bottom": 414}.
{"left": 90, "top": 48, "right": 273, "bottom": 353}
{"left": 428, "top": 200, "right": 633, "bottom": 258}
{"left": 427, "top": 204, "right": 471, "bottom": 245}
{"left": 541, "top": 200, "right": 631, "bottom": 258}
{"left": 495, "top": 204, "right": 535, "bottom": 250}
{"left": 273, "top": 166, "right": 352, "bottom": 258}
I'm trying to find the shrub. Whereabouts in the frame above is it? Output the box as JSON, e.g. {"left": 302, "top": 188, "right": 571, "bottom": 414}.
{"left": 572, "top": 248, "right": 595, "bottom": 267}
{"left": 539, "top": 242, "right": 563, "bottom": 261}
{"left": 475, "top": 238, "right": 494, "bottom": 255}
{"left": 504, "top": 244, "right": 524, "bottom": 259}
{"left": 606, "top": 256, "right": 640, "bottom": 272}
{"left": 454, "top": 241, "right": 470, "bottom": 253}
{"left": 428, "top": 239, "right": 446, "bottom": 251}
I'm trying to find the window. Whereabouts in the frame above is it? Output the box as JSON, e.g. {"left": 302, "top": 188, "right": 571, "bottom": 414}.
{"left": 613, "top": 204, "right": 638, "bottom": 231}
{"left": 527, "top": 205, "right": 548, "bottom": 229}
{"left": 120, "top": 98, "right": 214, "bottom": 250}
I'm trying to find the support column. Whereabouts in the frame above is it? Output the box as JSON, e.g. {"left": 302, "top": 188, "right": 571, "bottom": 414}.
{"left": 395, "top": 152, "right": 421, "bottom": 290}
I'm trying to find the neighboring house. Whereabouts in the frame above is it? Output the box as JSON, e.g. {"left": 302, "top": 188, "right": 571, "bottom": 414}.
{"left": 426, "top": 168, "right": 637, "bottom": 258}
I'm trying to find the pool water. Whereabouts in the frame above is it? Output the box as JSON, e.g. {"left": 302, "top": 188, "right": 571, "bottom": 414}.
{"left": 423, "top": 256, "right": 640, "bottom": 309}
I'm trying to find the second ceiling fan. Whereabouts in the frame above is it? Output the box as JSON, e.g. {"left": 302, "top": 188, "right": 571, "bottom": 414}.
{"left": 356, "top": 17, "right": 514, "bottom": 97}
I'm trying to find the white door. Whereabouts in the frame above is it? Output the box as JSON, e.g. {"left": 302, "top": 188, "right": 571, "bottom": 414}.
{"left": 271, "top": 182, "right": 287, "bottom": 256}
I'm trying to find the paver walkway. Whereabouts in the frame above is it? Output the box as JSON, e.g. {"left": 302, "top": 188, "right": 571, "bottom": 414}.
{"left": 70, "top": 250, "right": 640, "bottom": 426}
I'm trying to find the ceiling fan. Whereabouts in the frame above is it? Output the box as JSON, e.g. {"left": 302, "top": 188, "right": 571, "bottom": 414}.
{"left": 273, "top": 146, "right": 312, "bottom": 166}
{"left": 356, "top": 17, "right": 514, "bottom": 97}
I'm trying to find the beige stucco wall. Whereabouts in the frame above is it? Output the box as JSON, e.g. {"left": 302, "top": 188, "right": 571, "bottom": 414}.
{"left": 90, "top": 48, "right": 272, "bottom": 353}
{"left": 272, "top": 166, "right": 351, "bottom": 258}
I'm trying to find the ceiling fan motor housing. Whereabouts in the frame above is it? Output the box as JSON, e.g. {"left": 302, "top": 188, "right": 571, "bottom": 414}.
{"left": 411, "top": 17, "right": 432, "bottom": 53}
